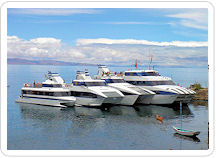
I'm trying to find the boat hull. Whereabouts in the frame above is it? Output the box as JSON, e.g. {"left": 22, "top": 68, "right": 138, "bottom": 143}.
{"left": 75, "top": 97, "right": 104, "bottom": 107}
{"left": 136, "top": 95, "right": 154, "bottom": 104}
{"left": 119, "top": 94, "right": 139, "bottom": 105}
{"left": 175, "top": 94, "right": 194, "bottom": 103}
{"left": 172, "top": 126, "right": 200, "bottom": 137}
{"left": 103, "top": 97, "right": 123, "bottom": 105}
{"left": 150, "top": 94, "right": 177, "bottom": 104}
{"left": 16, "top": 96, "right": 75, "bottom": 107}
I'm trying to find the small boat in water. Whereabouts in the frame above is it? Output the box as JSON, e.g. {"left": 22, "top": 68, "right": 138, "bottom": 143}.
{"left": 172, "top": 101, "right": 200, "bottom": 137}
{"left": 172, "top": 126, "right": 200, "bottom": 137}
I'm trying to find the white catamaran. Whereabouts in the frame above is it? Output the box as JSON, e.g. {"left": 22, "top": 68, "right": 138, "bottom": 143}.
{"left": 69, "top": 70, "right": 124, "bottom": 107}
{"left": 16, "top": 72, "right": 76, "bottom": 107}
{"left": 94, "top": 65, "right": 155, "bottom": 105}
{"left": 123, "top": 69, "right": 195, "bottom": 104}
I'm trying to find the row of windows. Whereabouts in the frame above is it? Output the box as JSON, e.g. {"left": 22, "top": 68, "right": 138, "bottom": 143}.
{"left": 22, "top": 90, "right": 69, "bottom": 96}
{"left": 70, "top": 91, "right": 97, "bottom": 98}
{"left": 127, "top": 80, "right": 175, "bottom": 86}
{"left": 42, "top": 84, "right": 62, "bottom": 88}
{"left": 22, "top": 90, "right": 98, "bottom": 98}
{"left": 72, "top": 81, "right": 106, "bottom": 86}
{"left": 104, "top": 79, "right": 125, "bottom": 83}
{"left": 125, "top": 72, "right": 159, "bottom": 76}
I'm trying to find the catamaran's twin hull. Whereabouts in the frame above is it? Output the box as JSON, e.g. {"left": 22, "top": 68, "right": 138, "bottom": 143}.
{"left": 175, "top": 94, "right": 194, "bottom": 103}
{"left": 136, "top": 94, "right": 177, "bottom": 105}
{"left": 136, "top": 95, "right": 154, "bottom": 104}
{"left": 150, "top": 94, "right": 178, "bottom": 105}
{"left": 119, "top": 95, "right": 139, "bottom": 105}
{"left": 74, "top": 97, "right": 104, "bottom": 107}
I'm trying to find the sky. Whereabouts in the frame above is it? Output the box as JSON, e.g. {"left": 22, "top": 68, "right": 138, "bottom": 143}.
{"left": 7, "top": 8, "right": 208, "bottom": 67}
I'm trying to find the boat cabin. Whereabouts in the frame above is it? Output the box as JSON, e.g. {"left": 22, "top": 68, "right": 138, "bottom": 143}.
{"left": 127, "top": 80, "right": 175, "bottom": 86}
{"left": 124, "top": 70, "right": 160, "bottom": 76}
{"left": 72, "top": 80, "right": 107, "bottom": 86}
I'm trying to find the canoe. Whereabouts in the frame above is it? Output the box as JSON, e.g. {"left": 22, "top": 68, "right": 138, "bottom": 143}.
{"left": 172, "top": 126, "right": 200, "bottom": 137}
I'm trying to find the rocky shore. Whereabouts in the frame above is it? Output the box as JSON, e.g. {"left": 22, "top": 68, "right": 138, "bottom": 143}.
{"left": 190, "top": 83, "right": 208, "bottom": 106}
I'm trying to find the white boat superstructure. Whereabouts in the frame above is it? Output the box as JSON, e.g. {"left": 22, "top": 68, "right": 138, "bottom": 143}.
{"left": 16, "top": 72, "right": 76, "bottom": 107}
{"left": 123, "top": 69, "right": 195, "bottom": 104}
{"left": 70, "top": 70, "right": 124, "bottom": 107}
{"left": 94, "top": 65, "right": 155, "bottom": 105}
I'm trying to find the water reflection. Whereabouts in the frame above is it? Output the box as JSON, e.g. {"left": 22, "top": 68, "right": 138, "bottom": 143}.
{"left": 19, "top": 103, "right": 193, "bottom": 122}
{"left": 16, "top": 103, "right": 203, "bottom": 150}
{"left": 104, "top": 106, "right": 138, "bottom": 116}
{"left": 134, "top": 104, "right": 192, "bottom": 119}
{"left": 173, "top": 133, "right": 200, "bottom": 142}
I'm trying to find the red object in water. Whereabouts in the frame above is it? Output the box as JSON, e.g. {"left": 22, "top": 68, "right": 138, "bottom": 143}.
{"left": 156, "top": 114, "right": 163, "bottom": 122}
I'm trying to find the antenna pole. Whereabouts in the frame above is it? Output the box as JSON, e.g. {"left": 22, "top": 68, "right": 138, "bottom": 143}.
{"left": 180, "top": 101, "right": 182, "bottom": 129}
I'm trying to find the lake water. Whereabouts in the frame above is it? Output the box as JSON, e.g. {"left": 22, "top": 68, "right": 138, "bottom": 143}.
{"left": 7, "top": 64, "right": 208, "bottom": 150}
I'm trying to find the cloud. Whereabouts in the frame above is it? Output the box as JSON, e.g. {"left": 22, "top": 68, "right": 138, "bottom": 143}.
{"left": 76, "top": 38, "right": 208, "bottom": 47}
{"left": 7, "top": 8, "right": 100, "bottom": 16}
{"left": 104, "top": 21, "right": 152, "bottom": 25}
{"left": 7, "top": 36, "right": 208, "bottom": 67}
{"left": 166, "top": 9, "right": 208, "bottom": 30}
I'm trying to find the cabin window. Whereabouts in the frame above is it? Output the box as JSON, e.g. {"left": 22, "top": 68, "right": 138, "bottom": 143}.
{"left": 42, "top": 84, "right": 53, "bottom": 87}
{"left": 105, "top": 79, "right": 125, "bottom": 83}
{"left": 53, "top": 84, "right": 62, "bottom": 88}
{"left": 42, "top": 84, "right": 62, "bottom": 88}
{"left": 54, "top": 92, "right": 70, "bottom": 96}
{"left": 84, "top": 82, "right": 106, "bottom": 86}
{"left": 70, "top": 91, "right": 97, "bottom": 98}
{"left": 72, "top": 81, "right": 85, "bottom": 86}
{"left": 145, "top": 72, "right": 159, "bottom": 76}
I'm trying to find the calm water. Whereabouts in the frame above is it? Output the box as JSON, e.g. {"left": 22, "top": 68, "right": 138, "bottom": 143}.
{"left": 7, "top": 65, "right": 208, "bottom": 150}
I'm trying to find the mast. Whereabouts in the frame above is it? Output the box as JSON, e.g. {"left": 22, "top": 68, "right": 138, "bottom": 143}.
{"left": 180, "top": 101, "right": 183, "bottom": 129}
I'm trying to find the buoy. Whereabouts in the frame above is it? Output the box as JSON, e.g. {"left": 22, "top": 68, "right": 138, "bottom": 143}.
{"left": 82, "top": 112, "right": 86, "bottom": 116}
{"left": 156, "top": 114, "right": 163, "bottom": 122}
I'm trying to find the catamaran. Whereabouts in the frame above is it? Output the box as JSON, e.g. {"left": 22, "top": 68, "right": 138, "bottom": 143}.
{"left": 94, "top": 65, "right": 155, "bottom": 105}
{"left": 16, "top": 72, "right": 76, "bottom": 107}
{"left": 123, "top": 69, "right": 178, "bottom": 104}
{"left": 123, "top": 69, "right": 195, "bottom": 104}
{"left": 69, "top": 70, "right": 124, "bottom": 107}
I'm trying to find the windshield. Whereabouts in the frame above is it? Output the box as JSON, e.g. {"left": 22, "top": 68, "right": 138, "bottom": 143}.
{"left": 128, "top": 80, "right": 176, "bottom": 86}
{"left": 105, "top": 79, "right": 125, "bottom": 83}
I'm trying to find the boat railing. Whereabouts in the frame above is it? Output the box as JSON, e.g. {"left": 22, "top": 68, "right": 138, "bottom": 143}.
{"left": 24, "top": 83, "right": 70, "bottom": 89}
{"left": 24, "top": 83, "right": 43, "bottom": 88}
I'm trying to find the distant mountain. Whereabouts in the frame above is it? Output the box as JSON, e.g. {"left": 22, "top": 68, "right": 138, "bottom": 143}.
{"left": 7, "top": 58, "right": 207, "bottom": 68}
{"left": 7, "top": 58, "right": 97, "bottom": 66}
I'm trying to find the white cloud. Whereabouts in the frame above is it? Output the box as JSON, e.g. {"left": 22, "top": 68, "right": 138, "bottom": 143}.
{"left": 8, "top": 8, "right": 100, "bottom": 16}
{"left": 76, "top": 38, "right": 208, "bottom": 47}
{"left": 104, "top": 21, "right": 151, "bottom": 25}
{"left": 7, "top": 36, "right": 208, "bottom": 66}
{"left": 167, "top": 10, "right": 208, "bottom": 30}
